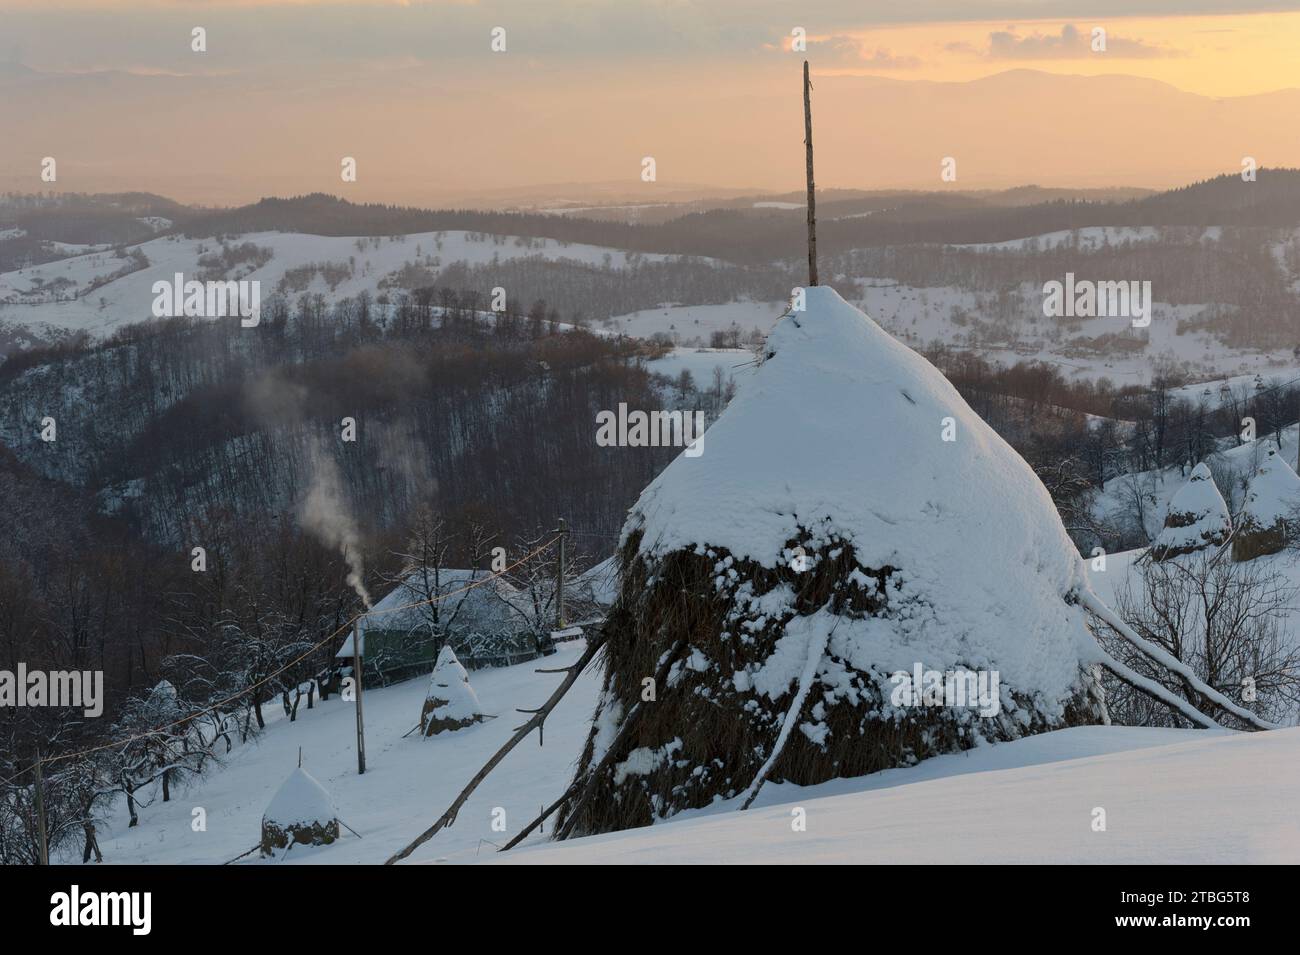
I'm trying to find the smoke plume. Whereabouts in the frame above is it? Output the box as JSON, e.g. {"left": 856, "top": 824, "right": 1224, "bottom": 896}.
{"left": 300, "top": 441, "right": 372, "bottom": 609}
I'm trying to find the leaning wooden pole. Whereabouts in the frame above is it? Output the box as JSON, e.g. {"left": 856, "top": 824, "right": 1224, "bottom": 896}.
{"left": 384, "top": 632, "right": 608, "bottom": 864}
{"left": 803, "top": 60, "right": 818, "bottom": 287}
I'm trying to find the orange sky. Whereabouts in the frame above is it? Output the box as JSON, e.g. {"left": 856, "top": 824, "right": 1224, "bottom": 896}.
{"left": 810, "top": 13, "right": 1300, "bottom": 97}
{"left": 3, "top": 3, "right": 1300, "bottom": 204}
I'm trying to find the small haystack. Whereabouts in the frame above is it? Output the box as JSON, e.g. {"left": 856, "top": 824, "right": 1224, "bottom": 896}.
{"left": 260, "top": 767, "right": 340, "bottom": 856}
{"left": 419, "top": 646, "right": 485, "bottom": 736}
{"left": 1232, "top": 448, "right": 1300, "bottom": 562}
{"left": 1149, "top": 463, "right": 1231, "bottom": 561}
{"left": 554, "top": 287, "right": 1109, "bottom": 838}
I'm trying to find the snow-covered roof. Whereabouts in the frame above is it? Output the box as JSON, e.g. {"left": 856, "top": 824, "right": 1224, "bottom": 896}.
{"left": 572, "top": 555, "right": 619, "bottom": 608}
{"left": 263, "top": 767, "right": 337, "bottom": 828}
{"left": 1241, "top": 448, "right": 1300, "bottom": 527}
{"left": 621, "top": 285, "right": 1093, "bottom": 703}
{"left": 337, "top": 568, "right": 527, "bottom": 657}
{"left": 1151, "top": 463, "right": 1231, "bottom": 555}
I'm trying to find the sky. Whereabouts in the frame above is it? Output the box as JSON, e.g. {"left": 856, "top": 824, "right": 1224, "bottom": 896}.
{"left": 4, "top": 1, "right": 1300, "bottom": 205}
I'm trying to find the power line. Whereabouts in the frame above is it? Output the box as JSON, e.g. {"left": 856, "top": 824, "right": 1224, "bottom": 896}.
{"left": 0, "top": 534, "right": 562, "bottom": 790}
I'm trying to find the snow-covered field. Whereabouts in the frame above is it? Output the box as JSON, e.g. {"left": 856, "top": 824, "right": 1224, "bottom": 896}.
{"left": 644, "top": 346, "right": 756, "bottom": 388}
{"left": 89, "top": 633, "right": 1299, "bottom": 865}
{"left": 498, "top": 726, "right": 1300, "bottom": 865}
{"left": 606, "top": 301, "right": 783, "bottom": 342}
{"left": 94, "top": 640, "right": 603, "bottom": 866}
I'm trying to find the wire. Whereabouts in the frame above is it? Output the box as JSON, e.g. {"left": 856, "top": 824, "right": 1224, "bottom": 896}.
{"left": 0, "top": 534, "right": 562, "bottom": 788}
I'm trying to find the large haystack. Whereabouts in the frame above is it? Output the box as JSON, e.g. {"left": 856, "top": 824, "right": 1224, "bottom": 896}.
{"left": 556, "top": 287, "right": 1107, "bottom": 838}
{"left": 260, "top": 767, "right": 340, "bottom": 856}
{"left": 419, "top": 645, "right": 485, "bottom": 736}
{"left": 1232, "top": 448, "right": 1300, "bottom": 562}
{"left": 1149, "top": 463, "right": 1231, "bottom": 561}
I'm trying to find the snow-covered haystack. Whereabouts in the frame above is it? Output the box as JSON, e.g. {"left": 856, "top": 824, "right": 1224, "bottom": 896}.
{"left": 556, "top": 287, "right": 1107, "bottom": 837}
{"left": 1149, "top": 463, "right": 1231, "bottom": 561}
{"left": 1232, "top": 448, "right": 1300, "bottom": 562}
{"left": 420, "top": 646, "right": 485, "bottom": 736}
{"left": 260, "top": 767, "right": 340, "bottom": 856}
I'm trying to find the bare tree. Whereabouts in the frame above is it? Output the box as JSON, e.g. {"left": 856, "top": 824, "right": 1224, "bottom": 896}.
{"left": 1096, "top": 552, "right": 1300, "bottom": 727}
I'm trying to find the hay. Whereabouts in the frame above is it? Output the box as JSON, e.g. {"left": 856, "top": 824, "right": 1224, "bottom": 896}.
{"left": 554, "top": 287, "right": 1108, "bottom": 839}
{"left": 260, "top": 767, "right": 340, "bottom": 857}
{"left": 1149, "top": 464, "right": 1231, "bottom": 561}
{"left": 1232, "top": 449, "right": 1300, "bottom": 562}
{"left": 420, "top": 645, "right": 485, "bottom": 736}
{"left": 556, "top": 530, "right": 1103, "bottom": 838}
{"left": 260, "top": 818, "right": 340, "bottom": 855}
{"left": 1231, "top": 518, "right": 1290, "bottom": 562}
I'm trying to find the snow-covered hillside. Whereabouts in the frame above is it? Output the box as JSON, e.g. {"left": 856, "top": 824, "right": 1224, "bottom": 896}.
{"left": 0, "top": 229, "right": 688, "bottom": 339}
{"left": 89, "top": 633, "right": 1299, "bottom": 865}
{"left": 1092, "top": 424, "right": 1299, "bottom": 542}
{"left": 496, "top": 725, "right": 1300, "bottom": 865}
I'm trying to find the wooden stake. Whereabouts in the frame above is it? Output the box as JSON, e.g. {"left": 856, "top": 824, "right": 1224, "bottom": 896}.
{"left": 33, "top": 750, "right": 48, "bottom": 865}
{"left": 352, "top": 622, "right": 367, "bottom": 775}
{"left": 803, "top": 60, "right": 818, "bottom": 287}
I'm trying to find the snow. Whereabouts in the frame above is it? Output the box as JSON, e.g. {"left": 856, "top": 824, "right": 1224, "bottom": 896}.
{"left": 1090, "top": 425, "right": 1300, "bottom": 545}
{"left": 337, "top": 568, "right": 524, "bottom": 657}
{"left": 423, "top": 646, "right": 485, "bottom": 725}
{"left": 644, "top": 347, "right": 757, "bottom": 387}
{"left": 263, "top": 767, "right": 337, "bottom": 830}
{"left": 0, "top": 229, "right": 687, "bottom": 339}
{"left": 625, "top": 286, "right": 1095, "bottom": 706}
{"left": 1241, "top": 448, "right": 1300, "bottom": 528}
{"left": 571, "top": 555, "right": 620, "bottom": 608}
{"left": 494, "top": 727, "right": 1300, "bottom": 864}
{"left": 88, "top": 632, "right": 1300, "bottom": 864}
{"left": 1150, "top": 462, "right": 1231, "bottom": 555}
{"left": 606, "top": 302, "right": 780, "bottom": 342}
{"left": 93, "top": 640, "right": 602, "bottom": 865}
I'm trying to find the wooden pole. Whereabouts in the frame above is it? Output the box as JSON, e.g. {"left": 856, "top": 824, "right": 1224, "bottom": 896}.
{"left": 555, "top": 518, "right": 567, "bottom": 629}
{"left": 803, "top": 60, "right": 818, "bottom": 287}
{"left": 352, "top": 621, "right": 366, "bottom": 775}
{"left": 33, "top": 750, "right": 48, "bottom": 865}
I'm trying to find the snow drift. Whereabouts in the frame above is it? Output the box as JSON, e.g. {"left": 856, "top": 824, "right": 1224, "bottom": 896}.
{"left": 556, "top": 287, "right": 1108, "bottom": 837}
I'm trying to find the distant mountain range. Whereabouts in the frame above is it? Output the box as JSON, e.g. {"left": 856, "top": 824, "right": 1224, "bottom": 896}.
{"left": 5, "top": 168, "right": 1300, "bottom": 263}
{"left": 3, "top": 66, "right": 1299, "bottom": 203}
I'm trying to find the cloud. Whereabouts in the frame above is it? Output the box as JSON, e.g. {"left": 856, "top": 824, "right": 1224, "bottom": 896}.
{"left": 790, "top": 35, "right": 920, "bottom": 68}
{"left": 985, "top": 24, "right": 1183, "bottom": 60}
{"left": 859, "top": 47, "right": 922, "bottom": 69}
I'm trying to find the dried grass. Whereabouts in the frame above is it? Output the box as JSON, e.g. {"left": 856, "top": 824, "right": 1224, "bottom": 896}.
{"left": 557, "top": 530, "right": 1103, "bottom": 837}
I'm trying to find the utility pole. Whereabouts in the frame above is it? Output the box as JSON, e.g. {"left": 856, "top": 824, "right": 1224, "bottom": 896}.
{"left": 555, "top": 518, "right": 568, "bottom": 629}
{"left": 803, "top": 60, "right": 818, "bottom": 287}
{"left": 33, "top": 750, "right": 48, "bottom": 865}
{"left": 351, "top": 621, "right": 366, "bottom": 775}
